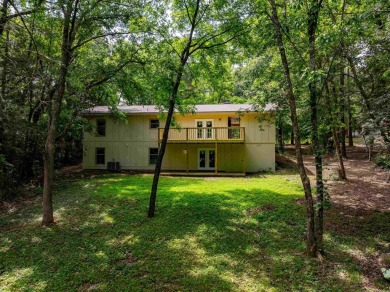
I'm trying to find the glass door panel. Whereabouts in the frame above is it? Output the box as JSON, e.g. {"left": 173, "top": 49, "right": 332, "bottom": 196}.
{"left": 209, "top": 150, "right": 215, "bottom": 168}
{"left": 198, "top": 148, "right": 215, "bottom": 170}
{"left": 199, "top": 150, "right": 206, "bottom": 168}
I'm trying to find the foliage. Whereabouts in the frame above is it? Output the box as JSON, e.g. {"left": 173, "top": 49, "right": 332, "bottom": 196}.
{"left": 374, "top": 154, "right": 390, "bottom": 170}
{"left": 0, "top": 0, "right": 147, "bottom": 199}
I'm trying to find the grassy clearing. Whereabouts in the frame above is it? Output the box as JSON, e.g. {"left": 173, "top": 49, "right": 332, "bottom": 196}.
{"left": 0, "top": 174, "right": 389, "bottom": 291}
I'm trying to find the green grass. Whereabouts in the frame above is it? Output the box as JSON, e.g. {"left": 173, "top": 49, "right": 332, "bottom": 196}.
{"left": 0, "top": 174, "right": 389, "bottom": 291}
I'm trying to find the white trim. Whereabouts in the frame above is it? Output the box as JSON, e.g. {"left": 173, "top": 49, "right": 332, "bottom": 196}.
{"left": 195, "top": 119, "right": 214, "bottom": 139}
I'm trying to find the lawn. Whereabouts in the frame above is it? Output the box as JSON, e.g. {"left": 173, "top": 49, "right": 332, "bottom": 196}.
{"left": 0, "top": 174, "right": 388, "bottom": 291}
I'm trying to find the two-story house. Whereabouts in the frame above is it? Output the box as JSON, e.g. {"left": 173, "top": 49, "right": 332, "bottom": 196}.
{"left": 82, "top": 104, "right": 275, "bottom": 174}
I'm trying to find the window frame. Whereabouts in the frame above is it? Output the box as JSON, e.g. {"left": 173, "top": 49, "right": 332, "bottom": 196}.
{"left": 149, "top": 148, "right": 159, "bottom": 165}
{"left": 96, "top": 119, "right": 106, "bottom": 136}
{"left": 95, "top": 147, "right": 105, "bottom": 165}
{"left": 150, "top": 119, "right": 160, "bottom": 129}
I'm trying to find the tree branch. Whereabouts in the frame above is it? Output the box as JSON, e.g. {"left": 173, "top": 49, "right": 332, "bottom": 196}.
{"left": 72, "top": 32, "right": 131, "bottom": 50}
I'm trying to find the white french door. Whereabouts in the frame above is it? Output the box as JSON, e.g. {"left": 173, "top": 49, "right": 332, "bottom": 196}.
{"left": 198, "top": 148, "right": 215, "bottom": 170}
{"left": 195, "top": 119, "right": 214, "bottom": 139}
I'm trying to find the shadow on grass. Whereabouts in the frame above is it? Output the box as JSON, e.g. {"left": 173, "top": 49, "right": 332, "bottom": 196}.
{"left": 0, "top": 174, "right": 388, "bottom": 290}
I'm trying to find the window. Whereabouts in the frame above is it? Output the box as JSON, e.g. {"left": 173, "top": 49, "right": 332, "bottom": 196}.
{"left": 228, "top": 117, "right": 241, "bottom": 139}
{"left": 96, "top": 119, "right": 106, "bottom": 136}
{"left": 96, "top": 148, "right": 105, "bottom": 165}
{"left": 150, "top": 119, "right": 159, "bottom": 129}
{"left": 196, "top": 119, "right": 214, "bottom": 139}
{"left": 149, "top": 148, "right": 158, "bottom": 164}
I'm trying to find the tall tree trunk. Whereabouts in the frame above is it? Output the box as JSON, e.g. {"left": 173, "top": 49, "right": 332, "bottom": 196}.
{"left": 307, "top": 0, "right": 324, "bottom": 251}
{"left": 340, "top": 65, "right": 347, "bottom": 157}
{"left": 269, "top": 0, "right": 318, "bottom": 257}
{"left": 148, "top": 65, "right": 185, "bottom": 218}
{"left": 42, "top": 2, "right": 74, "bottom": 225}
{"left": 327, "top": 82, "right": 347, "bottom": 180}
{"left": 332, "top": 127, "right": 346, "bottom": 179}
{"left": 42, "top": 101, "right": 59, "bottom": 225}
{"left": 346, "top": 68, "right": 353, "bottom": 146}
{"left": 148, "top": 0, "right": 200, "bottom": 218}
{"left": 348, "top": 109, "right": 353, "bottom": 147}
{"left": 290, "top": 115, "right": 295, "bottom": 145}
{"left": 0, "top": 25, "right": 8, "bottom": 190}
{"left": 348, "top": 57, "right": 390, "bottom": 152}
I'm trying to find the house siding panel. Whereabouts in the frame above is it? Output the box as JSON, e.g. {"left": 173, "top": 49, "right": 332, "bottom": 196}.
{"left": 83, "top": 110, "right": 275, "bottom": 172}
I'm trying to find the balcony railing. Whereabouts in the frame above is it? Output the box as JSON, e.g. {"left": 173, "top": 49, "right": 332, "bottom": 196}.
{"left": 158, "top": 127, "right": 245, "bottom": 143}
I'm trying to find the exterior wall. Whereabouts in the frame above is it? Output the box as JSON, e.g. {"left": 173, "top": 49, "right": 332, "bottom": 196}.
{"left": 162, "top": 144, "right": 245, "bottom": 172}
{"left": 83, "top": 111, "right": 275, "bottom": 172}
{"left": 83, "top": 115, "right": 159, "bottom": 170}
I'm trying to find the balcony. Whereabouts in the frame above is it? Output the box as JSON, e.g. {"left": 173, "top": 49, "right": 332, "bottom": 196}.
{"left": 158, "top": 127, "right": 245, "bottom": 143}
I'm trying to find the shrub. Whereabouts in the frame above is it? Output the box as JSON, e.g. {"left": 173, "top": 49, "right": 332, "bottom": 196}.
{"left": 374, "top": 154, "right": 390, "bottom": 170}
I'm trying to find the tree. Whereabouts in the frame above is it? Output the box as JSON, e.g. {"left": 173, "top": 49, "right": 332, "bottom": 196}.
{"left": 266, "top": 0, "right": 318, "bottom": 257}
{"left": 148, "top": 0, "right": 247, "bottom": 217}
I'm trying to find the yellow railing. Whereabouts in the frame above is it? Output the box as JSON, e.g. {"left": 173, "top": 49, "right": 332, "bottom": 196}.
{"left": 158, "top": 127, "right": 245, "bottom": 142}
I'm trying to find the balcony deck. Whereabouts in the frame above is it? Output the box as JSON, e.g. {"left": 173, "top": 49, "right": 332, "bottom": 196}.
{"left": 158, "top": 127, "right": 245, "bottom": 143}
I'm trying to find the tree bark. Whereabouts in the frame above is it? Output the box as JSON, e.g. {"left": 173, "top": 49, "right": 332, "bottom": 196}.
{"left": 42, "top": 1, "right": 75, "bottom": 225}
{"left": 348, "top": 57, "right": 390, "bottom": 152}
{"left": 348, "top": 111, "right": 353, "bottom": 147}
{"left": 332, "top": 127, "right": 346, "bottom": 179}
{"left": 0, "top": 23, "right": 8, "bottom": 189}
{"left": 268, "top": 0, "right": 318, "bottom": 257}
{"left": 290, "top": 115, "right": 295, "bottom": 145}
{"left": 277, "top": 112, "right": 285, "bottom": 154}
{"left": 148, "top": 67, "right": 184, "bottom": 218}
{"left": 0, "top": 0, "right": 8, "bottom": 37}
{"left": 346, "top": 68, "right": 354, "bottom": 147}
{"left": 148, "top": 0, "right": 200, "bottom": 218}
{"left": 340, "top": 65, "right": 347, "bottom": 157}
{"left": 307, "top": 0, "right": 324, "bottom": 251}
{"left": 327, "top": 82, "right": 347, "bottom": 180}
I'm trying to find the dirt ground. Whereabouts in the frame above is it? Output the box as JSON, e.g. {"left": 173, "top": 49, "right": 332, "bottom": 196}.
{"left": 282, "top": 144, "right": 389, "bottom": 212}
{"left": 302, "top": 145, "right": 389, "bottom": 213}
{"left": 283, "top": 143, "right": 390, "bottom": 290}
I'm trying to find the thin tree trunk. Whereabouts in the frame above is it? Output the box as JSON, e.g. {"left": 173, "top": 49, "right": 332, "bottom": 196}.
{"left": 348, "top": 112, "right": 353, "bottom": 147}
{"left": 327, "top": 82, "right": 347, "bottom": 180}
{"left": 277, "top": 113, "right": 285, "bottom": 154}
{"left": 268, "top": 0, "right": 318, "bottom": 257}
{"left": 148, "top": 0, "right": 200, "bottom": 218}
{"left": 346, "top": 68, "right": 353, "bottom": 147}
{"left": 148, "top": 64, "right": 185, "bottom": 218}
{"left": 348, "top": 57, "right": 390, "bottom": 152}
{"left": 332, "top": 127, "right": 346, "bottom": 179}
{"left": 340, "top": 65, "right": 347, "bottom": 157}
{"left": 307, "top": 0, "right": 324, "bottom": 251}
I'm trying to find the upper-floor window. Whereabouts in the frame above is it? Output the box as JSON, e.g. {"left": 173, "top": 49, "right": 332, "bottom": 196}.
{"left": 150, "top": 119, "right": 159, "bottom": 129}
{"left": 96, "top": 119, "right": 106, "bottom": 136}
{"left": 228, "top": 117, "right": 241, "bottom": 139}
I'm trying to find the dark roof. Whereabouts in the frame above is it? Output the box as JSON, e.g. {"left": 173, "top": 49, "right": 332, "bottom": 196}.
{"left": 83, "top": 104, "right": 276, "bottom": 115}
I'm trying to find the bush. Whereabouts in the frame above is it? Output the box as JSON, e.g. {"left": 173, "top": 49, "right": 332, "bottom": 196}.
{"left": 374, "top": 154, "right": 390, "bottom": 170}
